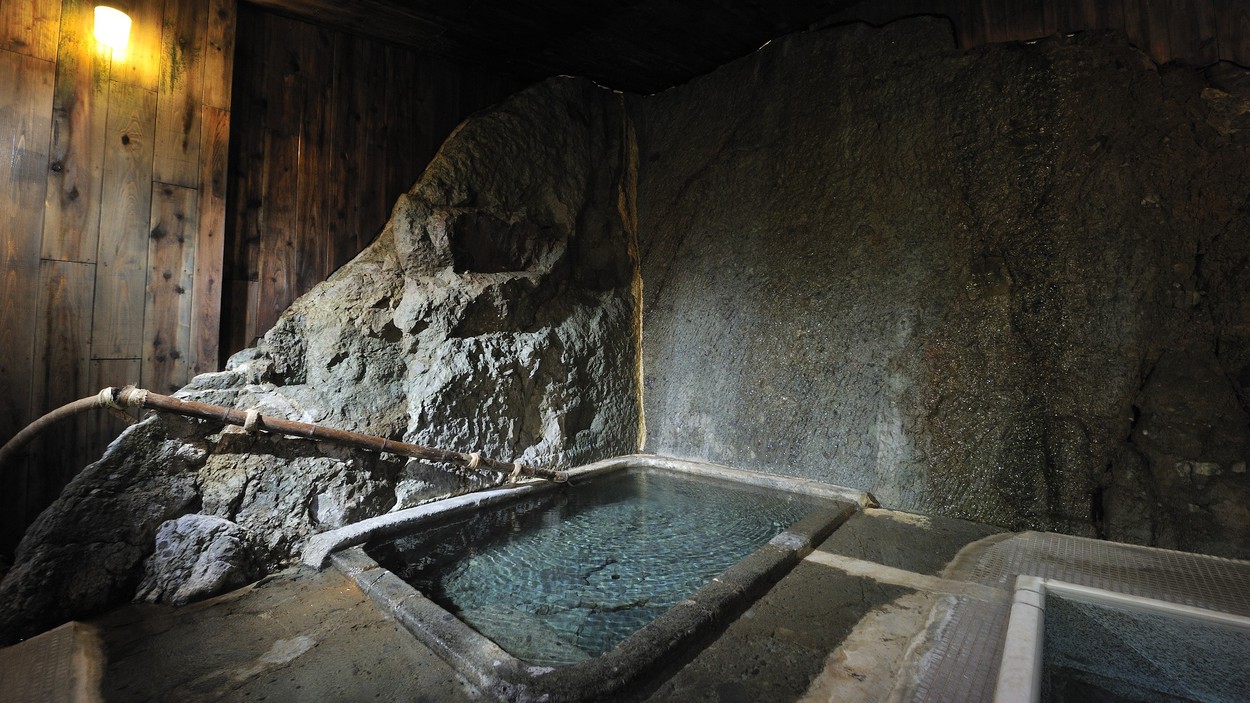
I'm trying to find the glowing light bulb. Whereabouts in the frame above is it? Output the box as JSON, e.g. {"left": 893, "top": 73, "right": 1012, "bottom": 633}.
{"left": 94, "top": 4, "right": 131, "bottom": 55}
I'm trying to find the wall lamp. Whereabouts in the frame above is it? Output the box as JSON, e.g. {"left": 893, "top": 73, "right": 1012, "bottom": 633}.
{"left": 93, "top": 2, "right": 132, "bottom": 55}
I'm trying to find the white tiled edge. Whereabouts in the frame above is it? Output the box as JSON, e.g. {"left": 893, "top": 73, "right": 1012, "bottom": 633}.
{"left": 992, "top": 575, "right": 1045, "bottom": 703}
{"left": 991, "top": 575, "right": 1250, "bottom": 703}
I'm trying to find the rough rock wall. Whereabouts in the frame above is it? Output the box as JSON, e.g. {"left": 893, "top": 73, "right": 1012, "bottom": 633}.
{"left": 0, "top": 79, "right": 642, "bottom": 643}
{"left": 632, "top": 19, "right": 1250, "bottom": 557}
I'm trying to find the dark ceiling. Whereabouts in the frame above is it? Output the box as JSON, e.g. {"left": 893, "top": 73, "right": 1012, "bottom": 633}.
{"left": 246, "top": 0, "right": 866, "bottom": 94}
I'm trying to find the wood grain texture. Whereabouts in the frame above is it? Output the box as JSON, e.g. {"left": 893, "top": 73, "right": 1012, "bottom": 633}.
{"left": 111, "top": 0, "right": 164, "bottom": 90}
{"left": 357, "top": 40, "right": 390, "bottom": 253}
{"left": 958, "top": 0, "right": 991, "bottom": 48}
{"left": 328, "top": 32, "right": 367, "bottom": 268}
{"left": 383, "top": 47, "right": 419, "bottom": 219}
{"left": 85, "top": 357, "right": 141, "bottom": 463}
{"left": 29, "top": 260, "right": 94, "bottom": 508}
{"left": 224, "top": 7, "right": 264, "bottom": 286}
{"left": 295, "top": 24, "right": 334, "bottom": 286}
{"left": 243, "top": 279, "right": 260, "bottom": 347}
{"left": 40, "top": 0, "right": 111, "bottom": 263}
{"left": 92, "top": 81, "right": 157, "bottom": 359}
{"left": 203, "top": 0, "right": 237, "bottom": 110}
{"left": 0, "top": 51, "right": 54, "bottom": 438}
{"left": 1168, "top": 0, "right": 1217, "bottom": 66}
{"left": 1041, "top": 0, "right": 1059, "bottom": 34}
{"left": 153, "top": 0, "right": 209, "bottom": 187}
{"left": 0, "top": 0, "right": 61, "bottom": 61}
{"left": 192, "top": 106, "right": 229, "bottom": 375}
{"left": 142, "top": 183, "right": 198, "bottom": 393}
{"left": 3, "top": 0, "right": 236, "bottom": 557}
{"left": 1214, "top": 0, "right": 1250, "bottom": 65}
{"left": 1121, "top": 0, "right": 1157, "bottom": 62}
{"left": 1145, "top": 0, "right": 1172, "bottom": 63}
{"left": 254, "top": 14, "right": 314, "bottom": 338}
{"left": 222, "top": 6, "right": 523, "bottom": 357}
{"left": 1056, "top": 0, "right": 1118, "bottom": 31}
{"left": 0, "top": 50, "right": 55, "bottom": 557}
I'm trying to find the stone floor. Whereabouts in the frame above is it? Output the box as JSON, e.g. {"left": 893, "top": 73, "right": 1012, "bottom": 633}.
{"left": 74, "top": 507, "right": 1001, "bottom": 702}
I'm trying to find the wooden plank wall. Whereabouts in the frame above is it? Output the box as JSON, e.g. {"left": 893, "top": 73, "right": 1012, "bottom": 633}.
{"left": 832, "top": 0, "right": 1250, "bottom": 66}
{"left": 221, "top": 4, "right": 523, "bottom": 356}
{"left": 0, "top": 0, "right": 235, "bottom": 557}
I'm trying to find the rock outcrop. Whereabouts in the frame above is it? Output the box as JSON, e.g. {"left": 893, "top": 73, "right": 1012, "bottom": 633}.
{"left": 4, "top": 16, "right": 1249, "bottom": 646}
{"left": 0, "top": 79, "right": 642, "bottom": 644}
{"left": 136, "top": 514, "right": 260, "bottom": 605}
{"left": 634, "top": 19, "right": 1250, "bottom": 557}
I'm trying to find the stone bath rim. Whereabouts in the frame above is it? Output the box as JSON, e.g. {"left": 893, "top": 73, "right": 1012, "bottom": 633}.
{"left": 315, "top": 454, "right": 873, "bottom": 701}
{"left": 302, "top": 453, "right": 877, "bottom": 569}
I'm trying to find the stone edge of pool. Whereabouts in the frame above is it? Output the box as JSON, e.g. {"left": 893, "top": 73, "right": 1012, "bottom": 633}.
{"left": 302, "top": 454, "right": 876, "bottom": 569}
{"left": 307, "top": 454, "right": 872, "bottom": 702}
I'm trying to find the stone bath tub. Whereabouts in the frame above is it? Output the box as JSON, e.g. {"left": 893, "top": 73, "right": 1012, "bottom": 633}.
{"left": 304, "top": 454, "right": 873, "bottom": 701}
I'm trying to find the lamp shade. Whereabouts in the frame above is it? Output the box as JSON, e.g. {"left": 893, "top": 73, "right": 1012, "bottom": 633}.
{"left": 94, "top": 4, "right": 132, "bottom": 52}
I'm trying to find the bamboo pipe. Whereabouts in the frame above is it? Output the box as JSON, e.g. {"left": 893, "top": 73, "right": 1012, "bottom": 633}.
{"left": 0, "top": 386, "right": 567, "bottom": 483}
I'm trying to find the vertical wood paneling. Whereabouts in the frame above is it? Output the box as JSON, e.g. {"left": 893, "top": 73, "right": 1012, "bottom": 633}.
{"left": 221, "top": 8, "right": 264, "bottom": 353}
{"left": 1056, "top": 0, "right": 1088, "bottom": 32}
{"left": 384, "top": 49, "right": 419, "bottom": 218}
{"left": 254, "top": 17, "right": 311, "bottom": 337}
{"left": 1041, "top": 0, "right": 1059, "bottom": 34}
{"left": 112, "top": 0, "right": 164, "bottom": 90}
{"left": 433, "top": 55, "right": 465, "bottom": 149}
{"left": 1214, "top": 0, "right": 1250, "bottom": 65}
{"left": 40, "top": 0, "right": 110, "bottom": 263}
{"left": 3, "top": 0, "right": 235, "bottom": 559}
{"left": 295, "top": 25, "right": 333, "bottom": 285}
{"left": 1105, "top": 0, "right": 1127, "bottom": 29}
{"left": 328, "top": 32, "right": 366, "bottom": 267}
{"left": 0, "top": 0, "right": 60, "bottom": 61}
{"left": 1168, "top": 0, "right": 1218, "bottom": 66}
{"left": 412, "top": 57, "right": 442, "bottom": 171}
{"left": 203, "top": 0, "right": 236, "bottom": 110}
{"left": 86, "top": 357, "right": 141, "bottom": 461}
{"left": 223, "top": 8, "right": 523, "bottom": 358}
{"left": 141, "top": 183, "right": 198, "bottom": 393}
{"left": 0, "top": 51, "right": 54, "bottom": 434}
{"left": 0, "top": 50, "right": 54, "bottom": 555}
{"left": 1057, "top": 0, "right": 1118, "bottom": 32}
{"left": 1145, "top": 0, "right": 1173, "bottom": 62}
{"left": 152, "top": 0, "right": 208, "bottom": 187}
{"left": 1122, "top": 0, "right": 1161, "bottom": 62}
{"left": 359, "top": 41, "right": 391, "bottom": 248}
{"left": 192, "top": 106, "right": 229, "bottom": 375}
{"left": 1000, "top": 0, "right": 1050, "bottom": 38}
{"left": 29, "top": 260, "right": 94, "bottom": 506}
{"left": 958, "top": 0, "right": 991, "bottom": 46}
{"left": 92, "top": 81, "right": 157, "bottom": 359}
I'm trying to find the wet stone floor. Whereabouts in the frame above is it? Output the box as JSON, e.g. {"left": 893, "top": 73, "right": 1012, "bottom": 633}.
{"left": 91, "top": 508, "right": 1002, "bottom": 702}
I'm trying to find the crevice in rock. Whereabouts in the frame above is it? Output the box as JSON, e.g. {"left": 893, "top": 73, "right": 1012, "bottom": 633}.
{"left": 1090, "top": 482, "right": 1106, "bottom": 540}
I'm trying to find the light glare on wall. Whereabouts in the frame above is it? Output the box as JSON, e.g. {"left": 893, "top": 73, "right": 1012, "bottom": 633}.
{"left": 93, "top": 4, "right": 132, "bottom": 56}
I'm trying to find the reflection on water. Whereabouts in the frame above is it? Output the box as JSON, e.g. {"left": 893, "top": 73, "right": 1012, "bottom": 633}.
{"left": 369, "top": 469, "right": 822, "bottom": 665}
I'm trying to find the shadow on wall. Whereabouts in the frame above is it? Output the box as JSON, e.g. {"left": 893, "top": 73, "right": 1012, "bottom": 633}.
{"left": 632, "top": 17, "right": 1250, "bottom": 559}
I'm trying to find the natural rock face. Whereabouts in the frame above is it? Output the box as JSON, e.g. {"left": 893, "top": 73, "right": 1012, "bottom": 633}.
{"left": 136, "top": 514, "right": 259, "bottom": 605}
{"left": 0, "top": 79, "right": 641, "bottom": 643}
{"left": 633, "top": 19, "right": 1250, "bottom": 557}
